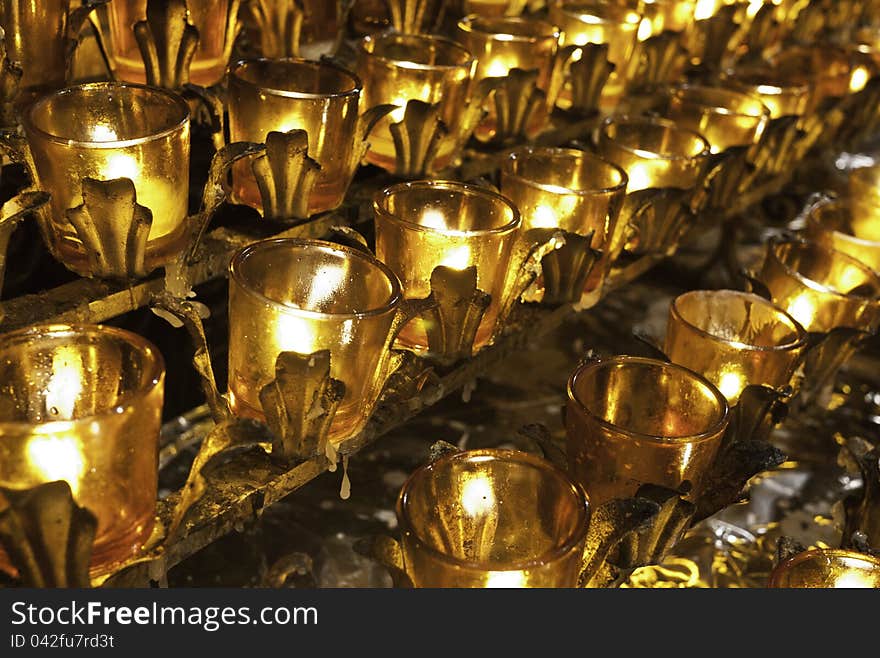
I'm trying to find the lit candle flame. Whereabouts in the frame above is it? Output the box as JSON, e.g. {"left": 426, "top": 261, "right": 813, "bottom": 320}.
{"left": 420, "top": 209, "right": 449, "bottom": 231}
{"left": 531, "top": 204, "right": 559, "bottom": 229}
{"left": 26, "top": 435, "right": 86, "bottom": 497}
{"left": 90, "top": 124, "right": 118, "bottom": 142}
{"left": 102, "top": 153, "right": 140, "bottom": 181}
{"left": 275, "top": 312, "right": 316, "bottom": 356}
{"left": 461, "top": 473, "right": 495, "bottom": 517}
{"left": 441, "top": 245, "right": 472, "bottom": 270}
{"left": 717, "top": 368, "right": 746, "bottom": 402}
{"left": 786, "top": 293, "right": 816, "bottom": 330}
{"left": 485, "top": 570, "right": 527, "bottom": 588}
{"left": 485, "top": 59, "right": 511, "bottom": 78}
{"left": 45, "top": 346, "right": 84, "bottom": 421}
{"left": 834, "top": 572, "right": 875, "bottom": 588}
{"left": 694, "top": 0, "right": 717, "bottom": 21}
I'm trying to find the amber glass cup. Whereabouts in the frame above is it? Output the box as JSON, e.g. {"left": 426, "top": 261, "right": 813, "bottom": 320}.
{"left": 227, "top": 58, "right": 362, "bottom": 217}
{"left": 106, "top": 0, "right": 236, "bottom": 86}
{"left": 597, "top": 115, "right": 710, "bottom": 192}
{"left": 500, "top": 147, "right": 628, "bottom": 292}
{"left": 0, "top": 324, "right": 164, "bottom": 577}
{"left": 566, "top": 355, "right": 729, "bottom": 505}
{"left": 664, "top": 290, "right": 807, "bottom": 405}
{"left": 806, "top": 199, "right": 880, "bottom": 274}
{"left": 228, "top": 238, "right": 403, "bottom": 443}
{"left": 549, "top": 2, "right": 642, "bottom": 109}
{"left": 0, "top": 0, "right": 72, "bottom": 98}
{"left": 22, "top": 83, "right": 191, "bottom": 277}
{"left": 456, "top": 15, "right": 560, "bottom": 141}
{"left": 722, "top": 66, "right": 812, "bottom": 119}
{"left": 770, "top": 45, "right": 874, "bottom": 105}
{"left": 397, "top": 449, "right": 590, "bottom": 587}
{"left": 357, "top": 33, "right": 476, "bottom": 172}
{"left": 757, "top": 237, "right": 880, "bottom": 334}
{"left": 373, "top": 180, "right": 520, "bottom": 353}
{"left": 848, "top": 165, "right": 880, "bottom": 241}
{"left": 768, "top": 549, "right": 880, "bottom": 588}
{"left": 666, "top": 84, "right": 770, "bottom": 153}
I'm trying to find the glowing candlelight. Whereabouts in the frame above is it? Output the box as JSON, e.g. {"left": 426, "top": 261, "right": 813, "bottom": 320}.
{"left": 22, "top": 83, "right": 191, "bottom": 277}
{"left": 806, "top": 199, "right": 880, "bottom": 274}
{"left": 396, "top": 449, "right": 590, "bottom": 587}
{"left": 664, "top": 290, "right": 807, "bottom": 405}
{"left": 0, "top": 324, "right": 164, "bottom": 577}
{"left": 356, "top": 33, "right": 476, "bottom": 173}
{"left": 373, "top": 181, "right": 520, "bottom": 353}
{"left": 768, "top": 549, "right": 880, "bottom": 588}
{"left": 227, "top": 58, "right": 365, "bottom": 217}
{"left": 227, "top": 238, "right": 404, "bottom": 443}
{"left": 106, "top": 0, "right": 236, "bottom": 86}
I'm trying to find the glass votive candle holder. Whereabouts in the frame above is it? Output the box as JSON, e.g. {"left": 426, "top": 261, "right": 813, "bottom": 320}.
{"left": 227, "top": 58, "right": 362, "bottom": 217}
{"left": 500, "top": 147, "right": 628, "bottom": 292}
{"left": 565, "top": 355, "right": 729, "bottom": 505}
{"left": 356, "top": 33, "right": 476, "bottom": 173}
{"left": 722, "top": 65, "right": 812, "bottom": 119}
{"left": 228, "top": 238, "right": 403, "bottom": 443}
{"left": 757, "top": 237, "right": 880, "bottom": 334}
{"left": 106, "top": 0, "right": 235, "bottom": 86}
{"left": 597, "top": 115, "right": 711, "bottom": 192}
{"left": 22, "top": 82, "right": 191, "bottom": 277}
{"left": 848, "top": 165, "right": 880, "bottom": 238}
{"left": 396, "top": 449, "right": 590, "bottom": 587}
{"left": 768, "top": 549, "right": 880, "bottom": 588}
{"left": 548, "top": 2, "right": 642, "bottom": 109}
{"left": 664, "top": 289, "right": 807, "bottom": 405}
{"left": 806, "top": 199, "right": 880, "bottom": 274}
{"left": 374, "top": 180, "right": 520, "bottom": 353}
{"left": 770, "top": 45, "right": 873, "bottom": 107}
{"left": 0, "top": 323, "right": 164, "bottom": 577}
{"left": 456, "top": 15, "right": 560, "bottom": 142}
{"left": 666, "top": 84, "right": 770, "bottom": 153}
{"left": 0, "top": 0, "right": 71, "bottom": 99}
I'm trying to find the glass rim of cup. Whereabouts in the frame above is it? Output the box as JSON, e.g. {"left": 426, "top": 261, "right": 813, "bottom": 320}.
{"left": 768, "top": 548, "right": 880, "bottom": 587}
{"left": 228, "top": 57, "right": 362, "bottom": 101}
{"left": 359, "top": 32, "right": 476, "bottom": 71}
{"left": 722, "top": 65, "right": 813, "bottom": 97}
{"left": 766, "top": 235, "right": 880, "bottom": 303}
{"left": 600, "top": 114, "right": 711, "bottom": 162}
{"left": 23, "top": 82, "right": 190, "bottom": 149}
{"left": 552, "top": 1, "right": 642, "bottom": 26}
{"left": 567, "top": 355, "right": 730, "bottom": 444}
{"left": 374, "top": 180, "right": 521, "bottom": 237}
{"left": 396, "top": 448, "right": 591, "bottom": 572}
{"left": 670, "top": 289, "right": 808, "bottom": 353}
{"left": 808, "top": 198, "right": 880, "bottom": 249}
{"left": 457, "top": 14, "right": 562, "bottom": 43}
{"left": 669, "top": 83, "right": 771, "bottom": 120}
{"left": 502, "top": 146, "right": 629, "bottom": 196}
{"left": 229, "top": 237, "right": 403, "bottom": 321}
{"left": 0, "top": 322, "right": 165, "bottom": 432}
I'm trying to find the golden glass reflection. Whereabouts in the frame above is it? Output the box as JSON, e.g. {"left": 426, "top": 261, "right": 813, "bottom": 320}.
{"left": 227, "top": 238, "right": 403, "bottom": 443}
{"left": 664, "top": 290, "right": 807, "bottom": 405}
{"left": 456, "top": 15, "right": 560, "bottom": 141}
{"left": 666, "top": 84, "right": 770, "bottom": 153}
{"left": 22, "top": 83, "right": 191, "bottom": 277}
{"left": 374, "top": 181, "right": 520, "bottom": 353}
{"left": 770, "top": 45, "right": 875, "bottom": 107}
{"left": 806, "top": 199, "right": 880, "bottom": 274}
{"left": 0, "top": 324, "right": 164, "bottom": 577}
{"left": 397, "top": 449, "right": 590, "bottom": 587}
{"left": 500, "top": 147, "right": 628, "bottom": 292}
{"left": 848, "top": 165, "right": 880, "bottom": 240}
{"left": 227, "top": 58, "right": 362, "bottom": 217}
{"left": 597, "top": 115, "right": 710, "bottom": 192}
{"left": 768, "top": 549, "right": 880, "bottom": 588}
{"left": 722, "top": 65, "right": 812, "bottom": 118}
{"left": 106, "top": 0, "right": 235, "bottom": 86}
{"left": 0, "top": 0, "right": 71, "bottom": 98}
{"left": 566, "top": 355, "right": 729, "bottom": 505}
{"left": 549, "top": 2, "right": 641, "bottom": 109}
{"left": 357, "top": 33, "right": 476, "bottom": 172}
{"left": 757, "top": 237, "right": 880, "bottom": 334}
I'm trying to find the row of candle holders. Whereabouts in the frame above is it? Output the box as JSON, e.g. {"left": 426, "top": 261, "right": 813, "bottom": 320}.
{"left": 2, "top": 0, "right": 880, "bottom": 587}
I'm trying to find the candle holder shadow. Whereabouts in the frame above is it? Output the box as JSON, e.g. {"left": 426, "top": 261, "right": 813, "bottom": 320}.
{"left": 0, "top": 481, "right": 97, "bottom": 588}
